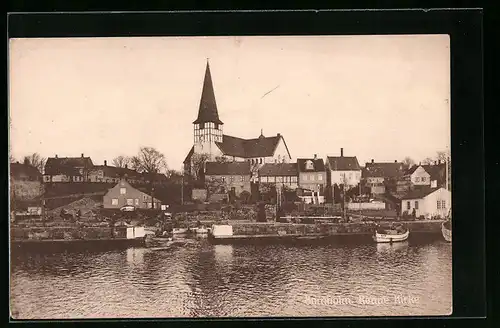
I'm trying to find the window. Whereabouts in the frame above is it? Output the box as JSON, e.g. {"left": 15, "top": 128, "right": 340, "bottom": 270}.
{"left": 229, "top": 176, "right": 234, "bottom": 182}
{"left": 259, "top": 158, "right": 262, "bottom": 164}
{"left": 437, "top": 200, "right": 446, "bottom": 210}
{"left": 421, "top": 177, "right": 426, "bottom": 182}
{"left": 240, "top": 176, "right": 245, "bottom": 182}
{"left": 135, "top": 199, "right": 139, "bottom": 206}
{"left": 407, "top": 201, "right": 411, "bottom": 210}
{"left": 112, "top": 198, "right": 118, "bottom": 205}
{"left": 269, "top": 177, "right": 275, "bottom": 183}
{"left": 318, "top": 174, "right": 323, "bottom": 181}
{"left": 415, "top": 177, "right": 420, "bottom": 182}
{"left": 221, "top": 177, "right": 226, "bottom": 182}
{"left": 277, "top": 176, "right": 283, "bottom": 183}
{"left": 143, "top": 195, "right": 147, "bottom": 200}
{"left": 291, "top": 176, "right": 297, "bottom": 183}
{"left": 127, "top": 199, "right": 133, "bottom": 205}
{"left": 120, "top": 187, "right": 126, "bottom": 195}
{"left": 148, "top": 202, "right": 152, "bottom": 209}
{"left": 261, "top": 176, "right": 268, "bottom": 183}
{"left": 415, "top": 201, "right": 419, "bottom": 209}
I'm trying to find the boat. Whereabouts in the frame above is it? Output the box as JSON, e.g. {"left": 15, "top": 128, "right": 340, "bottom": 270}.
{"left": 373, "top": 224, "right": 409, "bottom": 243}
{"left": 441, "top": 209, "right": 452, "bottom": 242}
{"left": 192, "top": 226, "right": 209, "bottom": 234}
{"left": 172, "top": 228, "right": 188, "bottom": 234}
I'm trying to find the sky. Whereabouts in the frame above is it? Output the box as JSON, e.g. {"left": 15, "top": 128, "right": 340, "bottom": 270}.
{"left": 9, "top": 35, "right": 450, "bottom": 171}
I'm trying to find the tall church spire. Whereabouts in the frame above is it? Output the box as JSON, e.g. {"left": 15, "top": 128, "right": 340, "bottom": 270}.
{"left": 193, "top": 60, "right": 223, "bottom": 125}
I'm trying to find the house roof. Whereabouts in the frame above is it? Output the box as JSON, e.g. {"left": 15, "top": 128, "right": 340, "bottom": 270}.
{"left": 327, "top": 156, "right": 361, "bottom": 171}
{"left": 215, "top": 134, "right": 290, "bottom": 159}
{"left": 400, "top": 187, "right": 441, "bottom": 200}
{"left": 45, "top": 156, "right": 93, "bottom": 175}
{"left": 363, "top": 162, "right": 406, "bottom": 178}
{"left": 205, "top": 161, "right": 251, "bottom": 175}
{"left": 422, "top": 164, "right": 446, "bottom": 183}
{"left": 193, "top": 61, "right": 223, "bottom": 125}
{"left": 259, "top": 163, "right": 298, "bottom": 176}
{"left": 183, "top": 146, "right": 195, "bottom": 164}
{"left": 92, "top": 165, "right": 143, "bottom": 179}
{"left": 10, "top": 162, "right": 41, "bottom": 180}
{"left": 297, "top": 158, "right": 325, "bottom": 172}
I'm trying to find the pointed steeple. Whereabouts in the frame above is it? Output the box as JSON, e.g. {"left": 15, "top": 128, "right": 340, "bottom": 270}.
{"left": 193, "top": 59, "right": 223, "bottom": 125}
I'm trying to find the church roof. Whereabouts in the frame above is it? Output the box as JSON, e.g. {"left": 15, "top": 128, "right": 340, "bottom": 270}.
{"left": 215, "top": 134, "right": 290, "bottom": 159}
{"left": 205, "top": 162, "right": 251, "bottom": 176}
{"left": 193, "top": 61, "right": 223, "bottom": 125}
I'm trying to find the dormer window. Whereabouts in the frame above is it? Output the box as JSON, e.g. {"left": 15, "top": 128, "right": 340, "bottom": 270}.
{"left": 305, "top": 160, "right": 314, "bottom": 170}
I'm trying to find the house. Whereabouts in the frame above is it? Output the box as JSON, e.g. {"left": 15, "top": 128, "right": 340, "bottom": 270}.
{"left": 183, "top": 61, "right": 292, "bottom": 181}
{"left": 399, "top": 187, "right": 451, "bottom": 219}
{"left": 258, "top": 163, "right": 298, "bottom": 189}
{"left": 88, "top": 160, "right": 141, "bottom": 184}
{"left": 363, "top": 160, "right": 406, "bottom": 194}
{"left": 326, "top": 148, "right": 361, "bottom": 187}
{"left": 103, "top": 179, "right": 161, "bottom": 209}
{"left": 10, "top": 161, "right": 44, "bottom": 216}
{"left": 297, "top": 155, "right": 326, "bottom": 204}
{"left": 401, "top": 161, "right": 448, "bottom": 192}
{"left": 204, "top": 161, "right": 252, "bottom": 197}
{"left": 44, "top": 154, "right": 93, "bottom": 182}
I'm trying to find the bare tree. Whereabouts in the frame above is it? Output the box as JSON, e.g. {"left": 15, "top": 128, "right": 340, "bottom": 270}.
{"left": 402, "top": 157, "right": 415, "bottom": 167}
{"left": 130, "top": 147, "right": 167, "bottom": 174}
{"left": 190, "top": 153, "right": 210, "bottom": 180}
{"left": 421, "top": 157, "right": 434, "bottom": 165}
{"left": 23, "top": 153, "right": 46, "bottom": 173}
{"left": 112, "top": 155, "right": 131, "bottom": 168}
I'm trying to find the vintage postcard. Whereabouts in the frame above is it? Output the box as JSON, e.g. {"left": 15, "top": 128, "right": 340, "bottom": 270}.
{"left": 9, "top": 35, "right": 451, "bottom": 318}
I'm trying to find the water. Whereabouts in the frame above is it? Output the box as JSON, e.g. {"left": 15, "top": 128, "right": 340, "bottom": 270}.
{"left": 10, "top": 238, "right": 452, "bottom": 318}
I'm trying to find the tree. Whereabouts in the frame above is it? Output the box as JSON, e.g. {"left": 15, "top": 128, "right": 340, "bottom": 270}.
{"left": 402, "top": 157, "right": 415, "bottom": 167}
{"left": 130, "top": 147, "right": 167, "bottom": 174}
{"left": 23, "top": 153, "right": 46, "bottom": 173}
{"left": 112, "top": 155, "right": 131, "bottom": 168}
{"left": 190, "top": 153, "right": 210, "bottom": 181}
{"left": 422, "top": 157, "right": 434, "bottom": 165}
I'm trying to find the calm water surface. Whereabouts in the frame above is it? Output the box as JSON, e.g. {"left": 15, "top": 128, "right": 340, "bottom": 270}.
{"left": 10, "top": 238, "right": 452, "bottom": 318}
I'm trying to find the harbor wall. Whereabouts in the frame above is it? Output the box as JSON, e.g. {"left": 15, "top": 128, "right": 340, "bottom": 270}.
{"left": 229, "top": 220, "right": 443, "bottom": 236}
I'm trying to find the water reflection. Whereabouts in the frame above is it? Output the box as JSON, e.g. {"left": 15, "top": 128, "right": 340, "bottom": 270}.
{"left": 10, "top": 240, "right": 452, "bottom": 318}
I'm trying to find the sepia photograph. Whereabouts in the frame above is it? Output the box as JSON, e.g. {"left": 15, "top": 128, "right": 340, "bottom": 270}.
{"left": 9, "top": 35, "right": 452, "bottom": 318}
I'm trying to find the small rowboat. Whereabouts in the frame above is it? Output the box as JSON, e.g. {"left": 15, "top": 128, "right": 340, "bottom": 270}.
{"left": 172, "top": 228, "right": 188, "bottom": 235}
{"left": 192, "top": 227, "right": 209, "bottom": 234}
{"left": 441, "top": 221, "right": 452, "bottom": 242}
{"left": 373, "top": 226, "right": 409, "bottom": 243}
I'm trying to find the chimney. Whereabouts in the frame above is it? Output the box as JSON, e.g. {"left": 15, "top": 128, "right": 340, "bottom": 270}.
{"left": 314, "top": 154, "right": 317, "bottom": 160}
{"left": 371, "top": 159, "right": 374, "bottom": 163}
{"left": 340, "top": 148, "right": 344, "bottom": 157}
{"left": 277, "top": 133, "right": 281, "bottom": 137}
{"left": 104, "top": 160, "right": 107, "bottom": 166}
{"left": 81, "top": 153, "right": 84, "bottom": 158}
{"left": 55, "top": 154, "right": 58, "bottom": 158}
{"left": 395, "top": 160, "right": 397, "bottom": 163}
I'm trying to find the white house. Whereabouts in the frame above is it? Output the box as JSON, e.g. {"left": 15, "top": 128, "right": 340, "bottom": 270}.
{"left": 405, "top": 165, "right": 432, "bottom": 186}
{"left": 326, "top": 148, "right": 361, "bottom": 187}
{"left": 400, "top": 187, "right": 451, "bottom": 219}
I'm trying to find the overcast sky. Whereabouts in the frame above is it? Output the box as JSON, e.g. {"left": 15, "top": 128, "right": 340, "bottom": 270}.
{"left": 9, "top": 35, "right": 450, "bottom": 171}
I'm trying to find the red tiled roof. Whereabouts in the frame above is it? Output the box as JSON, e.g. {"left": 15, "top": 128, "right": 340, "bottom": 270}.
{"left": 205, "top": 161, "right": 251, "bottom": 175}
{"left": 215, "top": 134, "right": 289, "bottom": 159}
{"left": 363, "top": 162, "right": 406, "bottom": 178}
{"left": 259, "top": 163, "right": 298, "bottom": 176}
{"left": 327, "top": 156, "right": 361, "bottom": 171}
{"left": 297, "top": 158, "right": 326, "bottom": 172}
{"left": 45, "top": 156, "right": 93, "bottom": 175}
{"left": 193, "top": 61, "right": 223, "bottom": 125}
{"left": 400, "top": 187, "right": 441, "bottom": 200}
{"left": 10, "top": 163, "right": 41, "bottom": 180}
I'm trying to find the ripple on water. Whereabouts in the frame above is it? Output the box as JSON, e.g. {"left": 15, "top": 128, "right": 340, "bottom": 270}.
{"left": 10, "top": 240, "right": 452, "bottom": 318}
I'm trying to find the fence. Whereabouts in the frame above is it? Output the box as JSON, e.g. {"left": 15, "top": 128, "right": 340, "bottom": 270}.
{"left": 347, "top": 202, "right": 386, "bottom": 211}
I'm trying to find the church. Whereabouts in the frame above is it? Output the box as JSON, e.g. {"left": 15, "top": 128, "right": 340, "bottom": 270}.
{"left": 183, "top": 61, "right": 292, "bottom": 179}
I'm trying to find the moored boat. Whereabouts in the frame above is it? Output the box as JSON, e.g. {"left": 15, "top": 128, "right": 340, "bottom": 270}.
{"left": 373, "top": 224, "right": 409, "bottom": 243}
{"left": 172, "top": 228, "right": 188, "bottom": 235}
